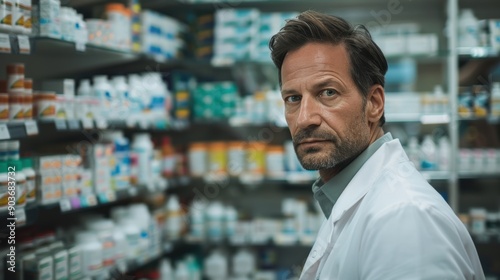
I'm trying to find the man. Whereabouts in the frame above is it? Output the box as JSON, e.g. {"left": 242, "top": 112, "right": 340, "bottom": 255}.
{"left": 269, "top": 11, "right": 485, "bottom": 280}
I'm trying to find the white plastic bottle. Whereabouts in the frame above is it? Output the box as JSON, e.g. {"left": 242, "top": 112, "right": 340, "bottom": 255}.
{"left": 87, "top": 219, "right": 116, "bottom": 272}
{"left": 75, "top": 231, "right": 103, "bottom": 278}
{"left": 116, "top": 217, "right": 140, "bottom": 261}
{"left": 438, "top": 136, "right": 450, "bottom": 171}
{"left": 175, "top": 261, "right": 190, "bottom": 280}
{"left": 225, "top": 205, "right": 238, "bottom": 239}
{"left": 490, "top": 82, "right": 500, "bottom": 118}
{"left": 77, "top": 79, "right": 94, "bottom": 120}
{"left": 160, "top": 258, "right": 174, "bottom": 280}
{"left": 165, "top": 195, "right": 183, "bottom": 241}
{"left": 206, "top": 202, "right": 225, "bottom": 242}
{"left": 128, "top": 203, "right": 151, "bottom": 262}
{"left": 232, "top": 249, "right": 255, "bottom": 277}
{"left": 420, "top": 135, "right": 438, "bottom": 170}
{"left": 185, "top": 255, "right": 201, "bottom": 280}
{"left": 189, "top": 200, "right": 206, "bottom": 240}
{"left": 112, "top": 226, "right": 127, "bottom": 273}
{"left": 405, "top": 136, "right": 421, "bottom": 170}
{"left": 111, "top": 76, "right": 130, "bottom": 119}
{"left": 131, "top": 133, "right": 153, "bottom": 188}
{"left": 93, "top": 75, "right": 114, "bottom": 120}
{"left": 204, "top": 250, "right": 228, "bottom": 280}
{"left": 458, "top": 9, "right": 479, "bottom": 48}
{"left": 60, "top": 7, "right": 75, "bottom": 42}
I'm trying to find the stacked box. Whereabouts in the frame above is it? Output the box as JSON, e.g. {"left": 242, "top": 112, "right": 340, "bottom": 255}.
{"left": 193, "top": 82, "right": 238, "bottom": 120}
{"left": 213, "top": 9, "right": 259, "bottom": 64}
{"left": 36, "top": 155, "right": 62, "bottom": 205}
{"left": 141, "top": 10, "right": 186, "bottom": 60}
{"left": 253, "top": 12, "right": 299, "bottom": 62}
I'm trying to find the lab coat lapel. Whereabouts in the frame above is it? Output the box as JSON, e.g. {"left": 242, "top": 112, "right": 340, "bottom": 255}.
{"left": 328, "top": 140, "right": 397, "bottom": 225}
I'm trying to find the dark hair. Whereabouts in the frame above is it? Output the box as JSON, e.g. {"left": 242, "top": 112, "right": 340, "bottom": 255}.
{"left": 269, "top": 10, "right": 387, "bottom": 126}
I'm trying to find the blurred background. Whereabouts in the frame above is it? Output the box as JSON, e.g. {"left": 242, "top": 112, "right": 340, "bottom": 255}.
{"left": 0, "top": 0, "right": 499, "bottom": 279}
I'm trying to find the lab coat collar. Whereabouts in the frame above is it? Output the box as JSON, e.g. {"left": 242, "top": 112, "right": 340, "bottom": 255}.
{"left": 328, "top": 137, "right": 404, "bottom": 225}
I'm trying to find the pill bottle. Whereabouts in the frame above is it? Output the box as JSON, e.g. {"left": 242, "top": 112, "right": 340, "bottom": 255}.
{"left": 7, "top": 140, "right": 19, "bottom": 160}
{"left": 0, "top": 0, "right": 13, "bottom": 32}
{"left": 188, "top": 142, "right": 207, "bottom": 177}
{"left": 9, "top": 93, "right": 24, "bottom": 121}
{"left": 12, "top": 0, "right": 23, "bottom": 33}
{"left": 246, "top": 142, "right": 266, "bottom": 175}
{"left": 75, "top": 231, "right": 104, "bottom": 278}
{"left": 23, "top": 78, "right": 33, "bottom": 119}
{"left": 469, "top": 208, "right": 487, "bottom": 236}
{"left": 21, "top": 0, "right": 31, "bottom": 34}
{"left": 227, "top": 141, "right": 245, "bottom": 176}
{"left": 206, "top": 202, "right": 225, "bottom": 242}
{"left": 0, "top": 94, "right": 9, "bottom": 121}
{"left": 7, "top": 63, "right": 24, "bottom": 93}
{"left": 34, "top": 91, "right": 56, "bottom": 119}
{"left": 266, "top": 145, "right": 285, "bottom": 178}
{"left": 208, "top": 141, "right": 227, "bottom": 176}
{"left": 0, "top": 161, "right": 9, "bottom": 212}
{"left": 8, "top": 159, "right": 26, "bottom": 208}
{"left": 22, "top": 157, "right": 35, "bottom": 203}
{"left": 131, "top": 133, "right": 153, "bottom": 188}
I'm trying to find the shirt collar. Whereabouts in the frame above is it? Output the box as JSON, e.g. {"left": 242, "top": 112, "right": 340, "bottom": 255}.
{"left": 313, "top": 133, "right": 393, "bottom": 218}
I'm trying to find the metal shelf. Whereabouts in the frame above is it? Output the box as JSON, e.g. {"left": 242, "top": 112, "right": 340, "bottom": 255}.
{"left": 386, "top": 114, "right": 450, "bottom": 124}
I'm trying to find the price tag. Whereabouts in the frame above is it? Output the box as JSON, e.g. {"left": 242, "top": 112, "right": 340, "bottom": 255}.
{"left": 15, "top": 208, "right": 26, "bottom": 226}
{"left": 0, "top": 33, "right": 11, "bottom": 53}
{"left": 82, "top": 118, "right": 94, "bottom": 129}
{"left": 128, "top": 187, "right": 138, "bottom": 197}
{"left": 17, "top": 35, "right": 30, "bottom": 54}
{"left": 24, "top": 120, "right": 39, "bottom": 135}
{"left": 107, "top": 191, "right": 116, "bottom": 202}
{"left": 59, "top": 198, "right": 72, "bottom": 212}
{"left": 95, "top": 119, "right": 107, "bottom": 129}
{"left": 55, "top": 119, "right": 67, "bottom": 130}
{"left": 86, "top": 194, "right": 97, "bottom": 207}
{"left": 0, "top": 124, "right": 10, "bottom": 140}
{"left": 67, "top": 119, "right": 80, "bottom": 130}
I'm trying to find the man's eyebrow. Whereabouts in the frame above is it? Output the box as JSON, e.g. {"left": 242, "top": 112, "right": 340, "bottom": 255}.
{"left": 281, "top": 88, "right": 298, "bottom": 95}
{"left": 281, "top": 79, "right": 340, "bottom": 95}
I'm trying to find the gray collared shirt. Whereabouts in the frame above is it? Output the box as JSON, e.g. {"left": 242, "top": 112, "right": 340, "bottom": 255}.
{"left": 313, "top": 133, "right": 393, "bottom": 218}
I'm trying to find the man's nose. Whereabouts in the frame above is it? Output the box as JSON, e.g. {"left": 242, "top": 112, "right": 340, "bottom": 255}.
{"left": 296, "top": 96, "right": 321, "bottom": 129}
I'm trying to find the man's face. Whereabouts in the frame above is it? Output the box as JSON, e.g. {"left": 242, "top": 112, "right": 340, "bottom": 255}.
{"left": 281, "top": 42, "right": 371, "bottom": 170}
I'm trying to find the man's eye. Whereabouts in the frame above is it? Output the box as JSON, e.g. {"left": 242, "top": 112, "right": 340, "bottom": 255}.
{"left": 285, "top": 95, "right": 301, "bottom": 103}
{"left": 321, "top": 89, "right": 337, "bottom": 97}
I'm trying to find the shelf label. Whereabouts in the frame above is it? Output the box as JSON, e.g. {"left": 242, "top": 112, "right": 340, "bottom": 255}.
{"left": 95, "top": 119, "right": 107, "bottom": 129}
{"left": 15, "top": 208, "right": 26, "bottom": 226}
{"left": 17, "top": 35, "right": 30, "bottom": 54}
{"left": 59, "top": 198, "right": 72, "bottom": 212}
{"left": 55, "top": 119, "right": 67, "bottom": 130}
{"left": 25, "top": 120, "right": 39, "bottom": 135}
{"left": 128, "top": 187, "right": 138, "bottom": 197}
{"left": 82, "top": 118, "right": 94, "bottom": 129}
{"left": 67, "top": 119, "right": 80, "bottom": 130}
{"left": 70, "top": 197, "right": 81, "bottom": 209}
{"left": 86, "top": 194, "right": 97, "bottom": 207}
{"left": 0, "top": 124, "right": 10, "bottom": 140}
{"left": 0, "top": 33, "right": 11, "bottom": 53}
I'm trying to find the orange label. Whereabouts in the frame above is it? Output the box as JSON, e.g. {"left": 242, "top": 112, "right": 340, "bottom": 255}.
{"left": 0, "top": 108, "right": 9, "bottom": 119}
{"left": 40, "top": 105, "right": 55, "bottom": 116}
{"left": 1, "top": 15, "right": 12, "bottom": 25}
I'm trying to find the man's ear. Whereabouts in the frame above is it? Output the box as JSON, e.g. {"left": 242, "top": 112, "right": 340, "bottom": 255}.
{"left": 366, "top": 85, "right": 385, "bottom": 124}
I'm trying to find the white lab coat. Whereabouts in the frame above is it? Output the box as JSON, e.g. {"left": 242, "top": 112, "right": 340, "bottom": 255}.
{"left": 300, "top": 138, "right": 485, "bottom": 280}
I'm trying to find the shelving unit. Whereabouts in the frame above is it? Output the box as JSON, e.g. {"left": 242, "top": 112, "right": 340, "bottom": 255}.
{"left": 0, "top": 0, "right": 499, "bottom": 278}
